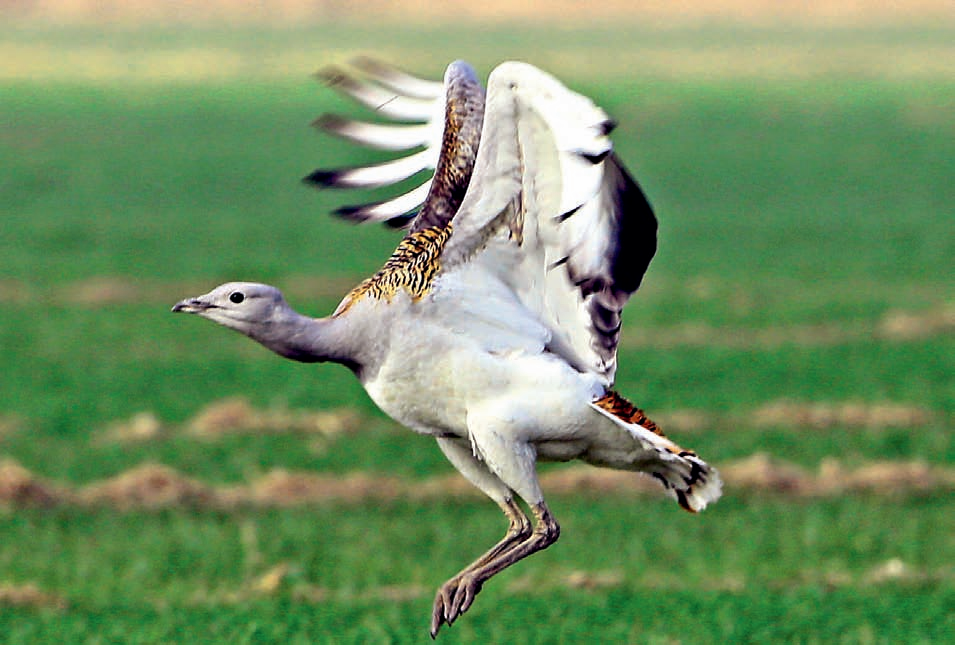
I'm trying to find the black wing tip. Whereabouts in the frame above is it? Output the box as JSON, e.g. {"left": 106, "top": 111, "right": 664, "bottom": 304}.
{"left": 332, "top": 203, "right": 377, "bottom": 223}
{"left": 384, "top": 212, "right": 417, "bottom": 229}
{"left": 310, "top": 114, "right": 352, "bottom": 135}
{"left": 314, "top": 66, "right": 355, "bottom": 89}
{"left": 311, "top": 113, "right": 341, "bottom": 128}
{"left": 303, "top": 169, "right": 347, "bottom": 188}
{"left": 333, "top": 203, "right": 417, "bottom": 229}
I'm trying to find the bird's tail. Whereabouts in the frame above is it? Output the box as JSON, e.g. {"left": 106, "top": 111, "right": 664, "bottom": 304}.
{"left": 590, "top": 391, "right": 722, "bottom": 512}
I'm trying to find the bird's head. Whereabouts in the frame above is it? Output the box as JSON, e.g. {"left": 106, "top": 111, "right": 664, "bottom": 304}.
{"left": 172, "top": 282, "right": 289, "bottom": 334}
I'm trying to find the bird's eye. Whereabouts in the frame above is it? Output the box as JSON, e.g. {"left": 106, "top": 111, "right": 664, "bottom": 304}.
{"left": 229, "top": 292, "right": 245, "bottom": 304}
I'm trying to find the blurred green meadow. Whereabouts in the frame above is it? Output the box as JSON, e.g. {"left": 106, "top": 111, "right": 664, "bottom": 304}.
{"left": 2, "top": 21, "right": 954, "bottom": 643}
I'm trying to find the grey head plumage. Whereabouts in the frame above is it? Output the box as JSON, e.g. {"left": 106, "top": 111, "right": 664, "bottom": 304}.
{"left": 172, "top": 282, "right": 358, "bottom": 368}
{"left": 171, "top": 281, "right": 292, "bottom": 335}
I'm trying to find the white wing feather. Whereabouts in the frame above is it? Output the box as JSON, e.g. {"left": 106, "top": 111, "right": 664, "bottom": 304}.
{"left": 309, "top": 59, "right": 656, "bottom": 382}
{"left": 313, "top": 116, "right": 434, "bottom": 151}
{"left": 306, "top": 60, "right": 448, "bottom": 225}
{"left": 441, "top": 62, "right": 656, "bottom": 385}
{"left": 317, "top": 65, "right": 439, "bottom": 120}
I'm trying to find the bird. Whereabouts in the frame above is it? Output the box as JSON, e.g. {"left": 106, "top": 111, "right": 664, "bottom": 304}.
{"left": 173, "top": 58, "right": 722, "bottom": 637}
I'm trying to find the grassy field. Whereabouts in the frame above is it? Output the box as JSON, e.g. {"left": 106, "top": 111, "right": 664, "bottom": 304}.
{"left": 2, "top": 22, "right": 954, "bottom": 643}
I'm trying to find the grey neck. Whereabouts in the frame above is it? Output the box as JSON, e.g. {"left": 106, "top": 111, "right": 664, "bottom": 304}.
{"left": 247, "top": 308, "right": 361, "bottom": 372}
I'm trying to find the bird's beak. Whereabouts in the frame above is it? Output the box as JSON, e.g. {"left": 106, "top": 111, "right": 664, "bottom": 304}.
{"left": 171, "top": 297, "right": 214, "bottom": 314}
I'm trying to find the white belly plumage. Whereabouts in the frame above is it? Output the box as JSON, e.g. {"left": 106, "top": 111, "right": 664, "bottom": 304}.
{"left": 361, "top": 333, "right": 656, "bottom": 467}
{"left": 365, "top": 344, "right": 597, "bottom": 434}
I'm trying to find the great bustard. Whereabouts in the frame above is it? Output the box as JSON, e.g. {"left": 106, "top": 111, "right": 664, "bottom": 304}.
{"left": 173, "top": 59, "right": 722, "bottom": 637}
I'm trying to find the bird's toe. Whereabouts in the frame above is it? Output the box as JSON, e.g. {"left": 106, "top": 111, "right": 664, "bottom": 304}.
{"left": 430, "top": 580, "right": 456, "bottom": 638}
{"left": 448, "top": 574, "right": 481, "bottom": 623}
{"left": 430, "top": 573, "right": 484, "bottom": 637}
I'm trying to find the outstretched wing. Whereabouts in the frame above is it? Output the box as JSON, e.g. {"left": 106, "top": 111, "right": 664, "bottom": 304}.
{"left": 439, "top": 62, "right": 657, "bottom": 385}
{"left": 305, "top": 58, "right": 484, "bottom": 230}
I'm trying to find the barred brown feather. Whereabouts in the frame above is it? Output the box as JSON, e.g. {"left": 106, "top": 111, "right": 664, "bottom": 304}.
{"left": 334, "top": 225, "right": 453, "bottom": 315}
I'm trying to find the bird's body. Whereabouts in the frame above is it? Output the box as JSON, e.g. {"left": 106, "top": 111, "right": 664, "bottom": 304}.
{"left": 352, "top": 266, "right": 662, "bottom": 473}
{"left": 360, "top": 287, "right": 604, "bottom": 447}
{"left": 174, "top": 58, "right": 721, "bottom": 637}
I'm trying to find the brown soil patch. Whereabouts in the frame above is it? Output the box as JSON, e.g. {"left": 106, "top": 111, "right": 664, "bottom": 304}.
{"left": 876, "top": 305, "right": 955, "bottom": 341}
{"left": 0, "top": 583, "right": 67, "bottom": 610}
{"left": 4, "top": 454, "right": 954, "bottom": 511}
{"left": 821, "top": 459, "right": 943, "bottom": 495}
{"left": 751, "top": 400, "right": 934, "bottom": 429}
{"left": 187, "top": 397, "right": 361, "bottom": 439}
{"left": 507, "top": 568, "right": 625, "bottom": 594}
{"left": 539, "top": 468, "right": 658, "bottom": 497}
{"left": 411, "top": 473, "right": 489, "bottom": 500}
{"left": 726, "top": 453, "right": 955, "bottom": 497}
{"left": 720, "top": 453, "right": 813, "bottom": 494}
{"left": 0, "top": 459, "right": 71, "bottom": 507}
{"left": 563, "top": 570, "right": 625, "bottom": 590}
{"left": 62, "top": 276, "right": 142, "bottom": 306}
{"left": 653, "top": 409, "right": 712, "bottom": 433}
{"left": 93, "top": 402, "right": 360, "bottom": 445}
{"left": 77, "top": 463, "right": 217, "bottom": 510}
{"left": 239, "top": 469, "right": 403, "bottom": 506}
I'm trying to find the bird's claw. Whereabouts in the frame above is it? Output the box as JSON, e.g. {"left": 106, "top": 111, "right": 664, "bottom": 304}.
{"left": 430, "top": 574, "right": 483, "bottom": 638}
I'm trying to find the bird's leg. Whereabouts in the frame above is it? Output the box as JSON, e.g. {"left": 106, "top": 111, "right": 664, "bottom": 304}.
{"left": 466, "top": 498, "right": 533, "bottom": 569}
{"left": 430, "top": 501, "right": 559, "bottom": 638}
{"left": 430, "top": 497, "right": 530, "bottom": 636}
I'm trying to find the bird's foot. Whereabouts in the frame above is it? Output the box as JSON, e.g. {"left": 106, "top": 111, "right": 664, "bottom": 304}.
{"left": 429, "top": 573, "right": 483, "bottom": 638}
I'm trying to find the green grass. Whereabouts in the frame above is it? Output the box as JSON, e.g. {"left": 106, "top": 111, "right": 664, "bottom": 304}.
{"left": 2, "top": 23, "right": 955, "bottom": 644}
{"left": 4, "top": 589, "right": 952, "bottom": 644}
{"left": 1, "top": 499, "right": 954, "bottom": 643}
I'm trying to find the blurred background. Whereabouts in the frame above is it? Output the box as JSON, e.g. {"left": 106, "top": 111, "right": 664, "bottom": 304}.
{"left": 2, "top": 1, "right": 953, "bottom": 642}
